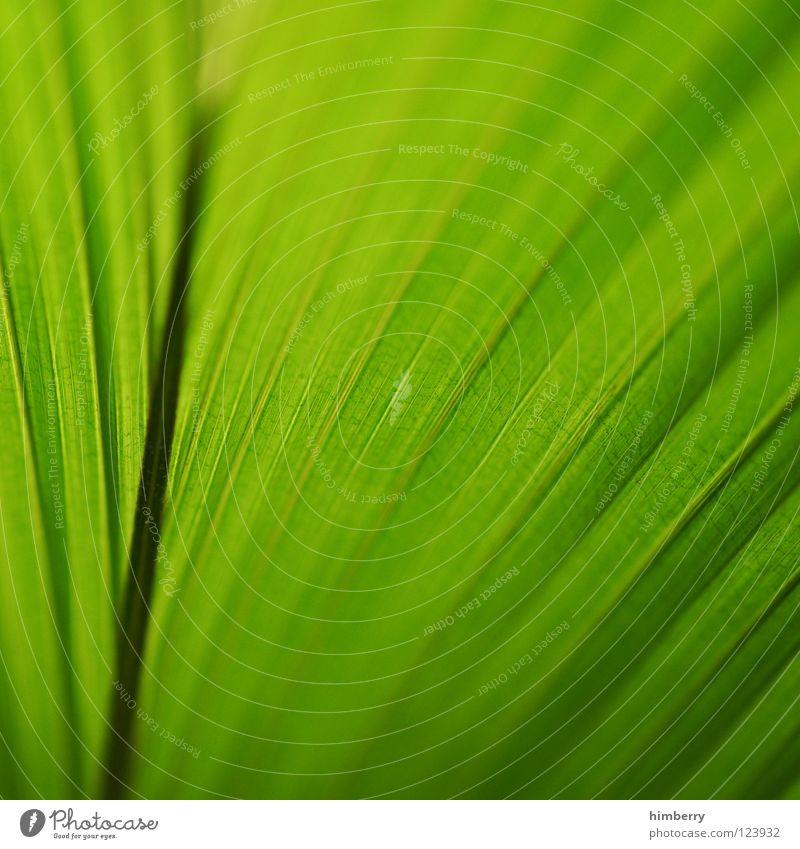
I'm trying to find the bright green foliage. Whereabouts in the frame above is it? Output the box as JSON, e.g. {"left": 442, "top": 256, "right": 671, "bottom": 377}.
{"left": 1, "top": 0, "right": 799, "bottom": 799}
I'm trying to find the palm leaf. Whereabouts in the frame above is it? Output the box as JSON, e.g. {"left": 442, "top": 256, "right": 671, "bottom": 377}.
{"left": 1, "top": 0, "right": 798, "bottom": 799}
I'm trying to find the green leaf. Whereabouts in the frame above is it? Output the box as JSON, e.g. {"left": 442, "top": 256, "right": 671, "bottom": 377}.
{"left": 1, "top": 0, "right": 799, "bottom": 799}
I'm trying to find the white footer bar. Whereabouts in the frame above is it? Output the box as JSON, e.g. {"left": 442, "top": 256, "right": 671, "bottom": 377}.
{"left": 2, "top": 800, "right": 797, "bottom": 847}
